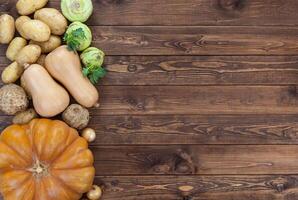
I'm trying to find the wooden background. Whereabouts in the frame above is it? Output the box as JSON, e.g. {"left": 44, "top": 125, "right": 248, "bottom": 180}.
{"left": 1, "top": 0, "right": 298, "bottom": 199}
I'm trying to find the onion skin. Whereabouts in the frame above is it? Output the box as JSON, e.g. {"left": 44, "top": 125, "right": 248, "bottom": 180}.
{"left": 61, "top": 0, "right": 93, "bottom": 22}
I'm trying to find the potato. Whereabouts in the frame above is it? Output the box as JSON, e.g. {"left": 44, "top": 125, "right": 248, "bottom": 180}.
{"left": 22, "top": 20, "right": 51, "bottom": 42}
{"left": 15, "top": 16, "right": 31, "bottom": 39}
{"left": 30, "top": 35, "right": 61, "bottom": 53}
{"left": 6, "top": 37, "right": 27, "bottom": 61}
{"left": 62, "top": 104, "right": 90, "bottom": 130}
{"left": 36, "top": 54, "right": 46, "bottom": 66}
{"left": 13, "top": 108, "right": 38, "bottom": 125}
{"left": 16, "top": 0, "right": 48, "bottom": 15}
{"left": 0, "top": 14, "right": 15, "bottom": 44}
{"left": 1, "top": 62, "right": 24, "bottom": 84}
{"left": 0, "top": 84, "right": 28, "bottom": 115}
{"left": 16, "top": 45, "right": 41, "bottom": 67}
{"left": 34, "top": 8, "right": 67, "bottom": 35}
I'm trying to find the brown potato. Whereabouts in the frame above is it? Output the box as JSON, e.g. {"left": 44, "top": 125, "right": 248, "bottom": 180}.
{"left": 22, "top": 20, "right": 51, "bottom": 42}
{"left": 36, "top": 54, "right": 47, "bottom": 66}
{"left": 0, "top": 14, "right": 15, "bottom": 44}
{"left": 16, "top": 0, "right": 48, "bottom": 15}
{"left": 30, "top": 35, "right": 61, "bottom": 53}
{"left": 13, "top": 108, "right": 38, "bottom": 125}
{"left": 1, "top": 62, "right": 24, "bottom": 84}
{"left": 34, "top": 8, "right": 67, "bottom": 35}
{"left": 15, "top": 16, "right": 31, "bottom": 39}
{"left": 6, "top": 37, "right": 27, "bottom": 61}
{"left": 16, "top": 45, "right": 41, "bottom": 67}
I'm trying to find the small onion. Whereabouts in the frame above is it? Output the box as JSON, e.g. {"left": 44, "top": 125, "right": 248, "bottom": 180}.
{"left": 61, "top": 0, "right": 93, "bottom": 22}
{"left": 82, "top": 128, "right": 96, "bottom": 142}
{"left": 81, "top": 47, "right": 105, "bottom": 68}
{"left": 87, "top": 185, "right": 102, "bottom": 200}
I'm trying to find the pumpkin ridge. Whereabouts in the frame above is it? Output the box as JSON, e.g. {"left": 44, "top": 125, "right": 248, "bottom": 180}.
{"left": 49, "top": 134, "right": 80, "bottom": 165}
{"left": 0, "top": 141, "right": 29, "bottom": 169}
{"left": 49, "top": 172, "right": 81, "bottom": 197}
{"left": 0, "top": 170, "right": 33, "bottom": 199}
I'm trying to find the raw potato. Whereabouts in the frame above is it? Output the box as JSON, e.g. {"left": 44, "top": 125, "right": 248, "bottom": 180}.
{"left": 22, "top": 20, "right": 51, "bottom": 42}
{"left": 15, "top": 16, "right": 31, "bottom": 39}
{"left": 13, "top": 108, "right": 38, "bottom": 125}
{"left": 6, "top": 37, "right": 27, "bottom": 61}
{"left": 36, "top": 54, "right": 46, "bottom": 66}
{"left": 0, "top": 14, "right": 15, "bottom": 44}
{"left": 62, "top": 104, "right": 90, "bottom": 130}
{"left": 16, "top": 0, "right": 49, "bottom": 15}
{"left": 0, "top": 84, "right": 28, "bottom": 115}
{"left": 34, "top": 8, "right": 67, "bottom": 35}
{"left": 30, "top": 35, "right": 61, "bottom": 53}
{"left": 16, "top": 45, "right": 41, "bottom": 67}
{"left": 1, "top": 62, "right": 24, "bottom": 84}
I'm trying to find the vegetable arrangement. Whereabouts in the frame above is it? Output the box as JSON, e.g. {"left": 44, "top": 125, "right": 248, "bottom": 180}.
{"left": 0, "top": 0, "right": 106, "bottom": 199}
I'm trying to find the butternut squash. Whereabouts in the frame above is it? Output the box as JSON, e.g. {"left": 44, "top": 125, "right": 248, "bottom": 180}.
{"left": 45, "top": 45, "right": 99, "bottom": 108}
{"left": 22, "top": 64, "right": 70, "bottom": 117}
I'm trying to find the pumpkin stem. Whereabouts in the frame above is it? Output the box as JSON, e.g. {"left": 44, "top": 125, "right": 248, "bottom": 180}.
{"left": 27, "top": 159, "right": 49, "bottom": 178}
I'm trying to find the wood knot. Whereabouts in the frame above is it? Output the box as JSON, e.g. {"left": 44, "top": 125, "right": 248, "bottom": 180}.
{"left": 217, "top": 0, "right": 245, "bottom": 11}
{"left": 268, "top": 177, "right": 291, "bottom": 193}
{"left": 127, "top": 64, "right": 138, "bottom": 72}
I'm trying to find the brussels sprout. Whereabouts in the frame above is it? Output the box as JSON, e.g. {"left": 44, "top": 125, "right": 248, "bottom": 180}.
{"left": 81, "top": 47, "right": 105, "bottom": 68}
{"left": 64, "top": 21, "right": 92, "bottom": 51}
{"left": 81, "top": 47, "right": 106, "bottom": 84}
{"left": 61, "top": 0, "right": 93, "bottom": 22}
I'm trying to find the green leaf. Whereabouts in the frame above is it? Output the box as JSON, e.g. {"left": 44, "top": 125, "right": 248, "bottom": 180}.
{"left": 87, "top": 67, "right": 107, "bottom": 84}
{"left": 82, "top": 68, "right": 90, "bottom": 77}
{"left": 64, "top": 28, "right": 86, "bottom": 51}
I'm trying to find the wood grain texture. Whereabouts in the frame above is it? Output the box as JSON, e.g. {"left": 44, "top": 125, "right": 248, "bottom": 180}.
{"left": 95, "top": 175, "right": 298, "bottom": 200}
{"left": 1, "top": 56, "right": 298, "bottom": 85}
{"left": 2, "top": 0, "right": 298, "bottom": 26}
{"left": 90, "top": 26, "right": 298, "bottom": 56}
{"left": 3, "top": 26, "right": 298, "bottom": 56}
{"left": 102, "top": 56, "right": 298, "bottom": 85}
{"left": 92, "top": 145, "right": 298, "bottom": 175}
{"left": 94, "top": 86, "right": 298, "bottom": 115}
{"left": 89, "top": 115, "right": 298, "bottom": 145}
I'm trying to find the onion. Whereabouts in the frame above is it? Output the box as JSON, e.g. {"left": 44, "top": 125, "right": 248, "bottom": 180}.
{"left": 61, "top": 0, "right": 93, "bottom": 22}
{"left": 82, "top": 128, "right": 96, "bottom": 142}
{"left": 87, "top": 185, "right": 102, "bottom": 200}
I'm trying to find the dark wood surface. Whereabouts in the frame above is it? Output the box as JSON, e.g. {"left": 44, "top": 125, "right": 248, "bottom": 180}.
{"left": 1, "top": 0, "right": 298, "bottom": 199}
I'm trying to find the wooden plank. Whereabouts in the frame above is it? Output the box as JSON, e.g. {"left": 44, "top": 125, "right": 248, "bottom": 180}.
{"left": 90, "top": 115, "right": 298, "bottom": 145}
{"left": 102, "top": 56, "right": 298, "bottom": 85}
{"left": 95, "top": 175, "right": 298, "bottom": 200}
{"left": 94, "top": 86, "right": 298, "bottom": 115}
{"left": 2, "top": 0, "right": 298, "bottom": 26}
{"left": 92, "top": 145, "right": 298, "bottom": 175}
{"left": 90, "top": 26, "right": 298, "bottom": 55}
{"left": 2, "top": 56, "right": 298, "bottom": 85}
{"left": 2, "top": 56, "right": 298, "bottom": 86}
{"left": 2, "top": 26, "right": 298, "bottom": 56}
{"left": 2, "top": 115, "right": 298, "bottom": 145}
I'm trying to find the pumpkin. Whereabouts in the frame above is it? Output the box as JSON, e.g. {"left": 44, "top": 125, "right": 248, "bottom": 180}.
{"left": 0, "top": 118, "right": 95, "bottom": 200}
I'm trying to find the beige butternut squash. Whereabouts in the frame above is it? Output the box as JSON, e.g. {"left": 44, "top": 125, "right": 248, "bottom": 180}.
{"left": 22, "top": 64, "right": 70, "bottom": 117}
{"left": 45, "top": 45, "right": 99, "bottom": 108}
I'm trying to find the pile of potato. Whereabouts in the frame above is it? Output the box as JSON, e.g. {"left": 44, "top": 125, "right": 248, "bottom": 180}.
{"left": 0, "top": 0, "right": 91, "bottom": 131}
{"left": 0, "top": 0, "right": 69, "bottom": 124}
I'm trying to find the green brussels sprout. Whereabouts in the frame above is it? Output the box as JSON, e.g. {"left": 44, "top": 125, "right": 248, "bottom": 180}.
{"left": 81, "top": 47, "right": 106, "bottom": 84}
{"left": 63, "top": 21, "right": 92, "bottom": 51}
{"left": 81, "top": 47, "right": 105, "bottom": 68}
{"left": 61, "top": 0, "right": 93, "bottom": 22}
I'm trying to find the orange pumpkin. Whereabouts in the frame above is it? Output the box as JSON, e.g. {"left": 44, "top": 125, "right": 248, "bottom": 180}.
{"left": 0, "top": 119, "right": 95, "bottom": 200}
